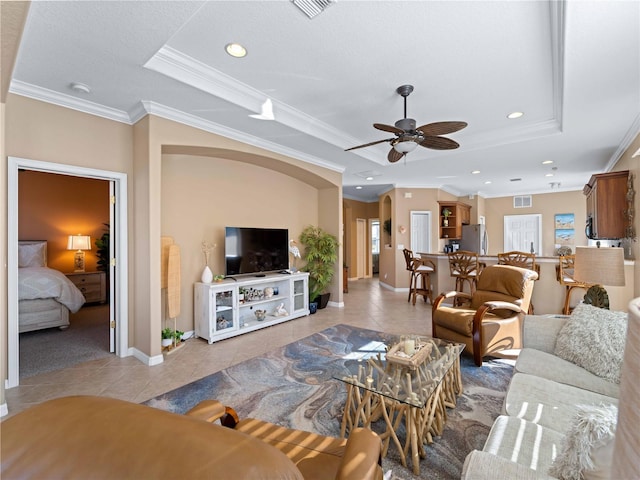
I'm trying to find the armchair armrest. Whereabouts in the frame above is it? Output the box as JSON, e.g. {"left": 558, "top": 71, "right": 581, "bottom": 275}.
{"left": 335, "top": 428, "right": 383, "bottom": 480}
{"left": 185, "top": 400, "right": 240, "bottom": 428}
{"left": 481, "top": 301, "right": 523, "bottom": 314}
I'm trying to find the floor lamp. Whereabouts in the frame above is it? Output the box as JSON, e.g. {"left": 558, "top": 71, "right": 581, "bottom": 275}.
{"left": 573, "top": 246, "right": 625, "bottom": 309}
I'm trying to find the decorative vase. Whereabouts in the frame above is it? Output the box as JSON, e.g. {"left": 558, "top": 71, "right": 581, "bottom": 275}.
{"left": 309, "top": 302, "right": 318, "bottom": 314}
{"left": 201, "top": 265, "right": 213, "bottom": 283}
{"left": 161, "top": 338, "right": 172, "bottom": 347}
{"left": 443, "top": 218, "right": 449, "bottom": 227}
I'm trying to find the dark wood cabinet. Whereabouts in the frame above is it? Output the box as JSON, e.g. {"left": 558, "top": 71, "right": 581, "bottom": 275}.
{"left": 583, "top": 170, "right": 629, "bottom": 240}
{"left": 438, "top": 201, "right": 472, "bottom": 239}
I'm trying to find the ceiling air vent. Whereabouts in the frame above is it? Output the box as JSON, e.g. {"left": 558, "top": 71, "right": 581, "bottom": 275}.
{"left": 291, "top": 0, "right": 335, "bottom": 19}
{"left": 513, "top": 195, "right": 532, "bottom": 208}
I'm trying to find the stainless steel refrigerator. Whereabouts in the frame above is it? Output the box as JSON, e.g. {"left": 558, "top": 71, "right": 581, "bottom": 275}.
{"left": 460, "top": 224, "right": 488, "bottom": 255}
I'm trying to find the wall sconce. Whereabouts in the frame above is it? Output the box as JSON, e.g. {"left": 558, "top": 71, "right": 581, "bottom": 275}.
{"left": 573, "top": 246, "right": 625, "bottom": 309}
{"left": 398, "top": 225, "right": 407, "bottom": 234}
{"left": 67, "top": 234, "right": 92, "bottom": 272}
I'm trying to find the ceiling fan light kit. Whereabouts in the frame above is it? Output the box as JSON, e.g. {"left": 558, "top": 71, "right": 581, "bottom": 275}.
{"left": 346, "top": 84, "right": 467, "bottom": 163}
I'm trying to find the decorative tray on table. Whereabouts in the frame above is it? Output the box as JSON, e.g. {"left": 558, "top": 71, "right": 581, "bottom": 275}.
{"left": 386, "top": 339, "right": 433, "bottom": 369}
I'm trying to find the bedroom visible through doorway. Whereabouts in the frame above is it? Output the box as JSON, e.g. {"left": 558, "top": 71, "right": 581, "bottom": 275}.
{"left": 7, "top": 157, "right": 129, "bottom": 389}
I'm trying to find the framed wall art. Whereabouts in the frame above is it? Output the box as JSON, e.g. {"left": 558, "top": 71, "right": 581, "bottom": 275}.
{"left": 555, "top": 213, "right": 575, "bottom": 246}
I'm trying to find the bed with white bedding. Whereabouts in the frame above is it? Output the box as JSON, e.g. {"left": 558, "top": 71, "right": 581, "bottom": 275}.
{"left": 18, "top": 241, "right": 85, "bottom": 333}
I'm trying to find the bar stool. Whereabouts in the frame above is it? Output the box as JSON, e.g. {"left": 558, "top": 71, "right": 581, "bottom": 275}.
{"left": 557, "top": 254, "right": 593, "bottom": 315}
{"left": 447, "top": 250, "right": 481, "bottom": 296}
{"left": 403, "top": 248, "right": 436, "bottom": 305}
{"left": 497, "top": 251, "right": 539, "bottom": 314}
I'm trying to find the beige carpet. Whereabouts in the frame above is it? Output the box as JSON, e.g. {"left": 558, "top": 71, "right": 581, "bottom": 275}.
{"left": 19, "top": 304, "right": 112, "bottom": 378}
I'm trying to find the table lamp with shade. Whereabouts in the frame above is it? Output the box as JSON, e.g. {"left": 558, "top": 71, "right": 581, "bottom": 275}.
{"left": 573, "top": 245, "right": 625, "bottom": 309}
{"left": 67, "top": 234, "right": 91, "bottom": 272}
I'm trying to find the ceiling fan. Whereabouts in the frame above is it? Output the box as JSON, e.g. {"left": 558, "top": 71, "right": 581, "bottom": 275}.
{"left": 346, "top": 85, "right": 467, "bottom": 163}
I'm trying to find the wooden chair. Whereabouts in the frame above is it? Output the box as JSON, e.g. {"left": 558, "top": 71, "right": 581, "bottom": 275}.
{"left": 497, "top": 251, "right": 539, "bottom": 314}
{"left": 447, "top": 250, "right": 482, "bottom": 296}
{"left": 432, "top": 264, "right": 539, "bottom": 366}
{"left": 403, "top": 248, "right": 436, "bottom": 305}
{"left": 557, "top": 254, "right": 593, "bottom": 315}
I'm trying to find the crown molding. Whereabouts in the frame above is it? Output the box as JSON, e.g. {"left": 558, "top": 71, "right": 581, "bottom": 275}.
{"left": 134, "top": 101, "right": 344, "bottom": 173}
{"left": 9, "top": 80, "right": 132, "bottom": 124}
{"left": 606, "top": 113, "right": 640, "bottom": 171}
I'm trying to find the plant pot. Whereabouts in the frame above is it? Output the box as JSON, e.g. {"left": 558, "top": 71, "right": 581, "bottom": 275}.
{"left": 161, "top": 338, "right": 172, "bottom": 347}
{"left": 317, "top": 293, "right": 330, "bottom": 309}
{"left": 309, "top": 302, "right": 318, "bottom": 314}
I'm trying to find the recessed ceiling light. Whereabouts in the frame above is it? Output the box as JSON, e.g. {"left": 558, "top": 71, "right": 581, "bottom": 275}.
{"left": 225, "top": 43, "right": 247, "bottom": 58}
{"left": 546, "top": 173, "right": 554, "bottom": 177}
{"left": 365, "top": 176, "right": 374, "bottom": 181}
{"left": 507, "top": 111, "right": 524, "bottom": 119}
{"left": 355, "top": 186, "right": 363, "bottom": 190}
{"left": 542, "top": 160, "right": 554, "bottom": 165}
{"left": 471, "top": 170, "right": 480, "bottom": 175}
{"left": 69, "top": 82, "right": 91, "bottom": 94}
{"left": 484, "top": 181, "right": 492, "bottom": 185}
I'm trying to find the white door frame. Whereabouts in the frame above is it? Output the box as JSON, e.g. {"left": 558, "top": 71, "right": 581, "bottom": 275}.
{"left": 7, "top": 157, "right": 129, "bottom": 388}
{"left": 356, "top": 218, "right": 366, "bottom": 279}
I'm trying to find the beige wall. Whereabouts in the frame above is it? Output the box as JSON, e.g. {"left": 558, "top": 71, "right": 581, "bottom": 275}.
{"left": 18, "top": 171, "right": 110, "bottom": 273}
{"left": 2, "top": 95, "right": 343, "bottom": 395}
{"left": 484, "top": 190, "right": 587, "bottom": 257}
{"left": 161, "top": 154, "right": 319, "bottom": 332}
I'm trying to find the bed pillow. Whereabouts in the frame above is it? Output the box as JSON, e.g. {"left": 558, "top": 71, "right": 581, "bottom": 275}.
{"left": 554, "top": 303, "right": 627, "bottom": 383}
{"left": 548, "top": 403, "right": 617, "bottom": 480}
{"left": 18, "top": 241, "right": 47, "bottom": 268}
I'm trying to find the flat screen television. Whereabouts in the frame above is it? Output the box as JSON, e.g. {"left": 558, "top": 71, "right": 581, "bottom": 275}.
{"left": 225, "top": 227, "right": 289, "bottom": 276}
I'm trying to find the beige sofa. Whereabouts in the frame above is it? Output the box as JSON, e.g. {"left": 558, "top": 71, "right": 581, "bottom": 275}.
{"left": 461, "top": 303, "right": 632, "bottom": 480}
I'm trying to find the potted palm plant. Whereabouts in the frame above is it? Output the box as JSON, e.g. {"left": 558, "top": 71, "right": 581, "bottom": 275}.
{"left": 299, "top": 225, "right": 339, "bottom": 311}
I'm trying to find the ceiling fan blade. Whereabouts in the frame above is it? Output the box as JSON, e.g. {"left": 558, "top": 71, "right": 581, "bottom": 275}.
{"left": 387, "top": 148, "right": 404, "bottom": 163}
{"left": 374, "top": 123, "right": 405, "bottom": 135}
{"left": 345, "top": 137, "right": 394, "bottom": 151}
{"left": 420, "top": 136, "right": 460, "bottom": 150}
{"left": 417, "top": 121, "right": 467, "bottom": 136}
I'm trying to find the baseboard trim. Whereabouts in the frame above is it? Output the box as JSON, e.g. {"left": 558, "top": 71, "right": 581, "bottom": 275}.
{"left": 131, "top": 347, "right": 164, "bottom": 366}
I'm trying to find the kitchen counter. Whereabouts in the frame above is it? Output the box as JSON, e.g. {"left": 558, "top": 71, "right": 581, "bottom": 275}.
{"left": 418, "top": 252, "right": 634, "bottom": 314}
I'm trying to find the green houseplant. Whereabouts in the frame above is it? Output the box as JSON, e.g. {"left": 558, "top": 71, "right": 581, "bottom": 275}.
{"left": 299, "top": 225, "right": 339, "bottom": 310}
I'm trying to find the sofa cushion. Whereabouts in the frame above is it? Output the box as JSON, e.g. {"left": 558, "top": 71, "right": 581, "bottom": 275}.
{"left": 503, "top": 373, "right": 617, "bottom": 434}
{"left": 515, "top": 348, "right": 620, "bottom": 398}
{"left": 548, "top": 404, "right": 617, "bottom": 480}
{"left": 482, "top": 415, "right": 564, "bottom": 474}
{"left": 554, "top": 304, "right": 627, "bottom": 384}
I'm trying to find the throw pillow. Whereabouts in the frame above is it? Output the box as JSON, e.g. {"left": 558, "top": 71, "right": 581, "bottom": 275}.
{"left": 549, "top": 403, "right": 617, "bottom": 480}
{"left": 18, "top": 242, "right": 47, "bottom": 268}
{"left": 554, "top": 303, "right": 627, "bottom": 383}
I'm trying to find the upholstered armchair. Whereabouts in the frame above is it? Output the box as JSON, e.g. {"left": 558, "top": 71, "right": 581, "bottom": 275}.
{"left": 432, "top": 264, "right": 538, "bottom": 366}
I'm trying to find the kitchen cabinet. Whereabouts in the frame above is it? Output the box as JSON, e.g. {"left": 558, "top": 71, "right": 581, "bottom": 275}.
{"left": 583, "top": 171, "right": 629, "bottom": 240}
{"left": 438, "top": 201, "right": 472, "bottom": 240}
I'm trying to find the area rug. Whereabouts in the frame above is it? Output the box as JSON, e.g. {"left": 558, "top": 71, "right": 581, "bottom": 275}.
{"left": 145, "top": 324, "right": 514, "bottom": 479}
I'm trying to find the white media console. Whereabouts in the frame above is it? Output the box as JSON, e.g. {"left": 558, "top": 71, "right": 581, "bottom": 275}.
{"left": 194, "top": 272, "right": 309, "bottom": 344}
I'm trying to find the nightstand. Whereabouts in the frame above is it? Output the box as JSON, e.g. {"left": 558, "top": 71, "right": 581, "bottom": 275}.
{"left": 66, "top": 271, "right": 107, "bottom": 304}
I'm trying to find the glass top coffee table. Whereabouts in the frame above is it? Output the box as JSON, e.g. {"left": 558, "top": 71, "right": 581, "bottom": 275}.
{"left": 332, "top": 334, "right": 464, "bottom": 475}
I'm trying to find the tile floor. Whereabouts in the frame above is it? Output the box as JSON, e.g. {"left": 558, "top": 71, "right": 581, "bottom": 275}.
{"left": 4, "top": 277, "right": 435, "bottom": 418}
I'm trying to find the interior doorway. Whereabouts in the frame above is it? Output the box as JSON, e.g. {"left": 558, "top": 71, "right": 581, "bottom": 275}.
{"left": 410, "top": 211, "right": 432, "bottom": 254}
{"left": 7, "top": 157, "right": 128, "bottom": 388}
{"left": 504, "top": 214, "right": 542, "bottom": 254}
